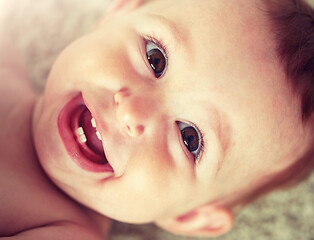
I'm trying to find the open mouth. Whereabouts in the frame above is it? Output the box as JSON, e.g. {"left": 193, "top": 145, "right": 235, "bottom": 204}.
{"left": 72, "top": 105, "right": 107, "bottom": 164}
{"left": 58, "top": 94, "right": 114, "bottom": 173}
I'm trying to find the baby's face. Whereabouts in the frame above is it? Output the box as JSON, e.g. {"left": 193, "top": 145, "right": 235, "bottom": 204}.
{"left": 33, "top": 0, "right": 310, "bottom": 223}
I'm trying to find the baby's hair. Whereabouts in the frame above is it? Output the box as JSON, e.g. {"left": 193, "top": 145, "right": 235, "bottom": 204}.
{"left": 231, "top": 0, "right": 314, "bottom": 208}
{"left": 265, "top": 0, "right": 314, "bottom": 121}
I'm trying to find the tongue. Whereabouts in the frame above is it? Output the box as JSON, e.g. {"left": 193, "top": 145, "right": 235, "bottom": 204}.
{"left": 79, "top": 108, "right": 105, "bottom": 157}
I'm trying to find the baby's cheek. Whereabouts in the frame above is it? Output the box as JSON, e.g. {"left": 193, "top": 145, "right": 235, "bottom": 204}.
{"left": 122, "top": 160, "right": 172, "bottom": 196}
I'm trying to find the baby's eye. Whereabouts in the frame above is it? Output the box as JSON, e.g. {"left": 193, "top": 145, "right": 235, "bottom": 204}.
{"left": 146, "top": 40, "right": 167, "bottom": 78}
{"left": 177, "top": 121, "right": 204, "bottom": 163}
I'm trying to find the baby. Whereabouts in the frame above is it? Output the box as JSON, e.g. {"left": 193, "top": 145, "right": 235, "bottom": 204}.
{"left": 1, "top": 0, "right": 313, "bottom": 239}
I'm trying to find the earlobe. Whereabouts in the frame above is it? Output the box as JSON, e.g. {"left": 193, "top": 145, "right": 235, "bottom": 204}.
{"left": 155, "top": 205, "right": 234, "bottom": 237}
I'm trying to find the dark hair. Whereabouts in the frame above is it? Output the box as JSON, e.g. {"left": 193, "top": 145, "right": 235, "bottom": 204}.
{"left": 265, "top": 0, "right": 314, "bottom": 121}
{"left": 230, "top": 0, "right": 314, "bottom": 208}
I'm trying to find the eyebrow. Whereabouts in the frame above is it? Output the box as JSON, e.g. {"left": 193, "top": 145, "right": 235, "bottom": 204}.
{"left": 146, "top": 13, "right": 189, "bottom": 52}
{"left": 200, "top": 104, "right": 232, "bottom": 176}
{"left": 215, "top": 110, "right": 232, "bottom": 175}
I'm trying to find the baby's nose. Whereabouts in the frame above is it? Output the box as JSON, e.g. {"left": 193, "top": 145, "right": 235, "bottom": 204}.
{"left": 114, "top": 89, "right": 151, "bottom": 138}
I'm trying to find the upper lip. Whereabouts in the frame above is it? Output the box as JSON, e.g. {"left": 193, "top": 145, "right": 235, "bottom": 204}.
{"left": 83, "top": 98, "right": 112, "bottom": 167}
{"left": 81, "top": 92, "right": 125, "bottom": 177}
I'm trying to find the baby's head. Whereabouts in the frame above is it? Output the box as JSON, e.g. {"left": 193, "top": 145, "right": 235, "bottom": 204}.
{"left": 32, "top": 0, "right": 314, "bottom": 237}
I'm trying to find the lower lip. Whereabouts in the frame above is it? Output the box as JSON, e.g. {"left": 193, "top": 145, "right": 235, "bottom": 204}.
{"left": 58, "top": 94, "right": 114, "bottom": 173}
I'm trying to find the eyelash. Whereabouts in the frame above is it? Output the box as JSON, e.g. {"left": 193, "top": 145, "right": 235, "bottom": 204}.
{"left": 178, "top": 121, "right": 206, "bottom": 165}
{"left": 144, "top": 35, "right": 169, "bottom": 61}
{"left": 196, "top": 131, "right": 205, "bottom": 165}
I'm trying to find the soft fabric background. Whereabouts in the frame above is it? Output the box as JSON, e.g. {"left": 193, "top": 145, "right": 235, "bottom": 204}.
{"left": 0, "top": 0, "right": 313, "bottom": 239}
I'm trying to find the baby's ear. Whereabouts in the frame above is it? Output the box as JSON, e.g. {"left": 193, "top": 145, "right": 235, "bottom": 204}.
{"left": 95, "top": 0, "right": 148, "bottom": 27}
{"left": 155, "top": 205, "right": 234, "bottom": 238}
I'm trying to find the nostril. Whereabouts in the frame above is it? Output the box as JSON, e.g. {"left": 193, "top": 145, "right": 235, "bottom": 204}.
{"left": 134, "top": 125, "right": 144, "bottom": 137}
{"left": 126, "top": 126, "right": 131, "bottom": 135}
{"left": 125, "top": 124, "right": 144, "bottom": 138}
{"left": 136, "top": 125, "right": 144, "bottom": 136}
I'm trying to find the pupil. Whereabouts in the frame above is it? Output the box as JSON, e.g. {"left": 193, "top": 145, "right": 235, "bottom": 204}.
{"left": 181, "top": 127, "right": 199, "bottom": 152}
{"left": 188, "top": 135, "right": 194, "bottom": 142}
{"left": 154, "top": 58, "right": 161, "bottom": 65}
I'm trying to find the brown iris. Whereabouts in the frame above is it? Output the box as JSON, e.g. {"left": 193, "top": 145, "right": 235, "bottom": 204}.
{"left": 181, "top": 127, "right": 199, "bottom": 152}
{"left": 147, "top": 48, "right": 166, "bottom": 78}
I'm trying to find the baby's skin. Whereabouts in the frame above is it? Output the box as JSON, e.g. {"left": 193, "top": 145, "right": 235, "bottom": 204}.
{"left": 0, "top": 37, "right": 110, "bottom": 239}
{"left": 1, "top": 0, "right": 313, "bottom": 238}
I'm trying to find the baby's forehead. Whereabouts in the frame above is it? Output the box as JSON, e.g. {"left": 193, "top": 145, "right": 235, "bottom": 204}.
{"left": 147, "top": 0, "right": 266, "bottom": 25}
{"left": 143, "top": 0, "right": 273, "bottom": 56}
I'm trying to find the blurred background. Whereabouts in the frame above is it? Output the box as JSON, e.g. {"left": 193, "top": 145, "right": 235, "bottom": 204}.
{"left": 0, "top": 0, "right": 313, "bottom": 239}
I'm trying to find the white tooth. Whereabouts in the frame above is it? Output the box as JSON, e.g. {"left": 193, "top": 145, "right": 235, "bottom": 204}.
{"left": 78, "top": 134, "right": 87, "bottom": 143}
{"left": 96, "top": 131, "right": 102, "bottom": 141}
{"left": 91, "top": 118, "right": 97, "bottom": 128}
{"left": 76, "top": 127, "right": 84, "bottom": 136}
